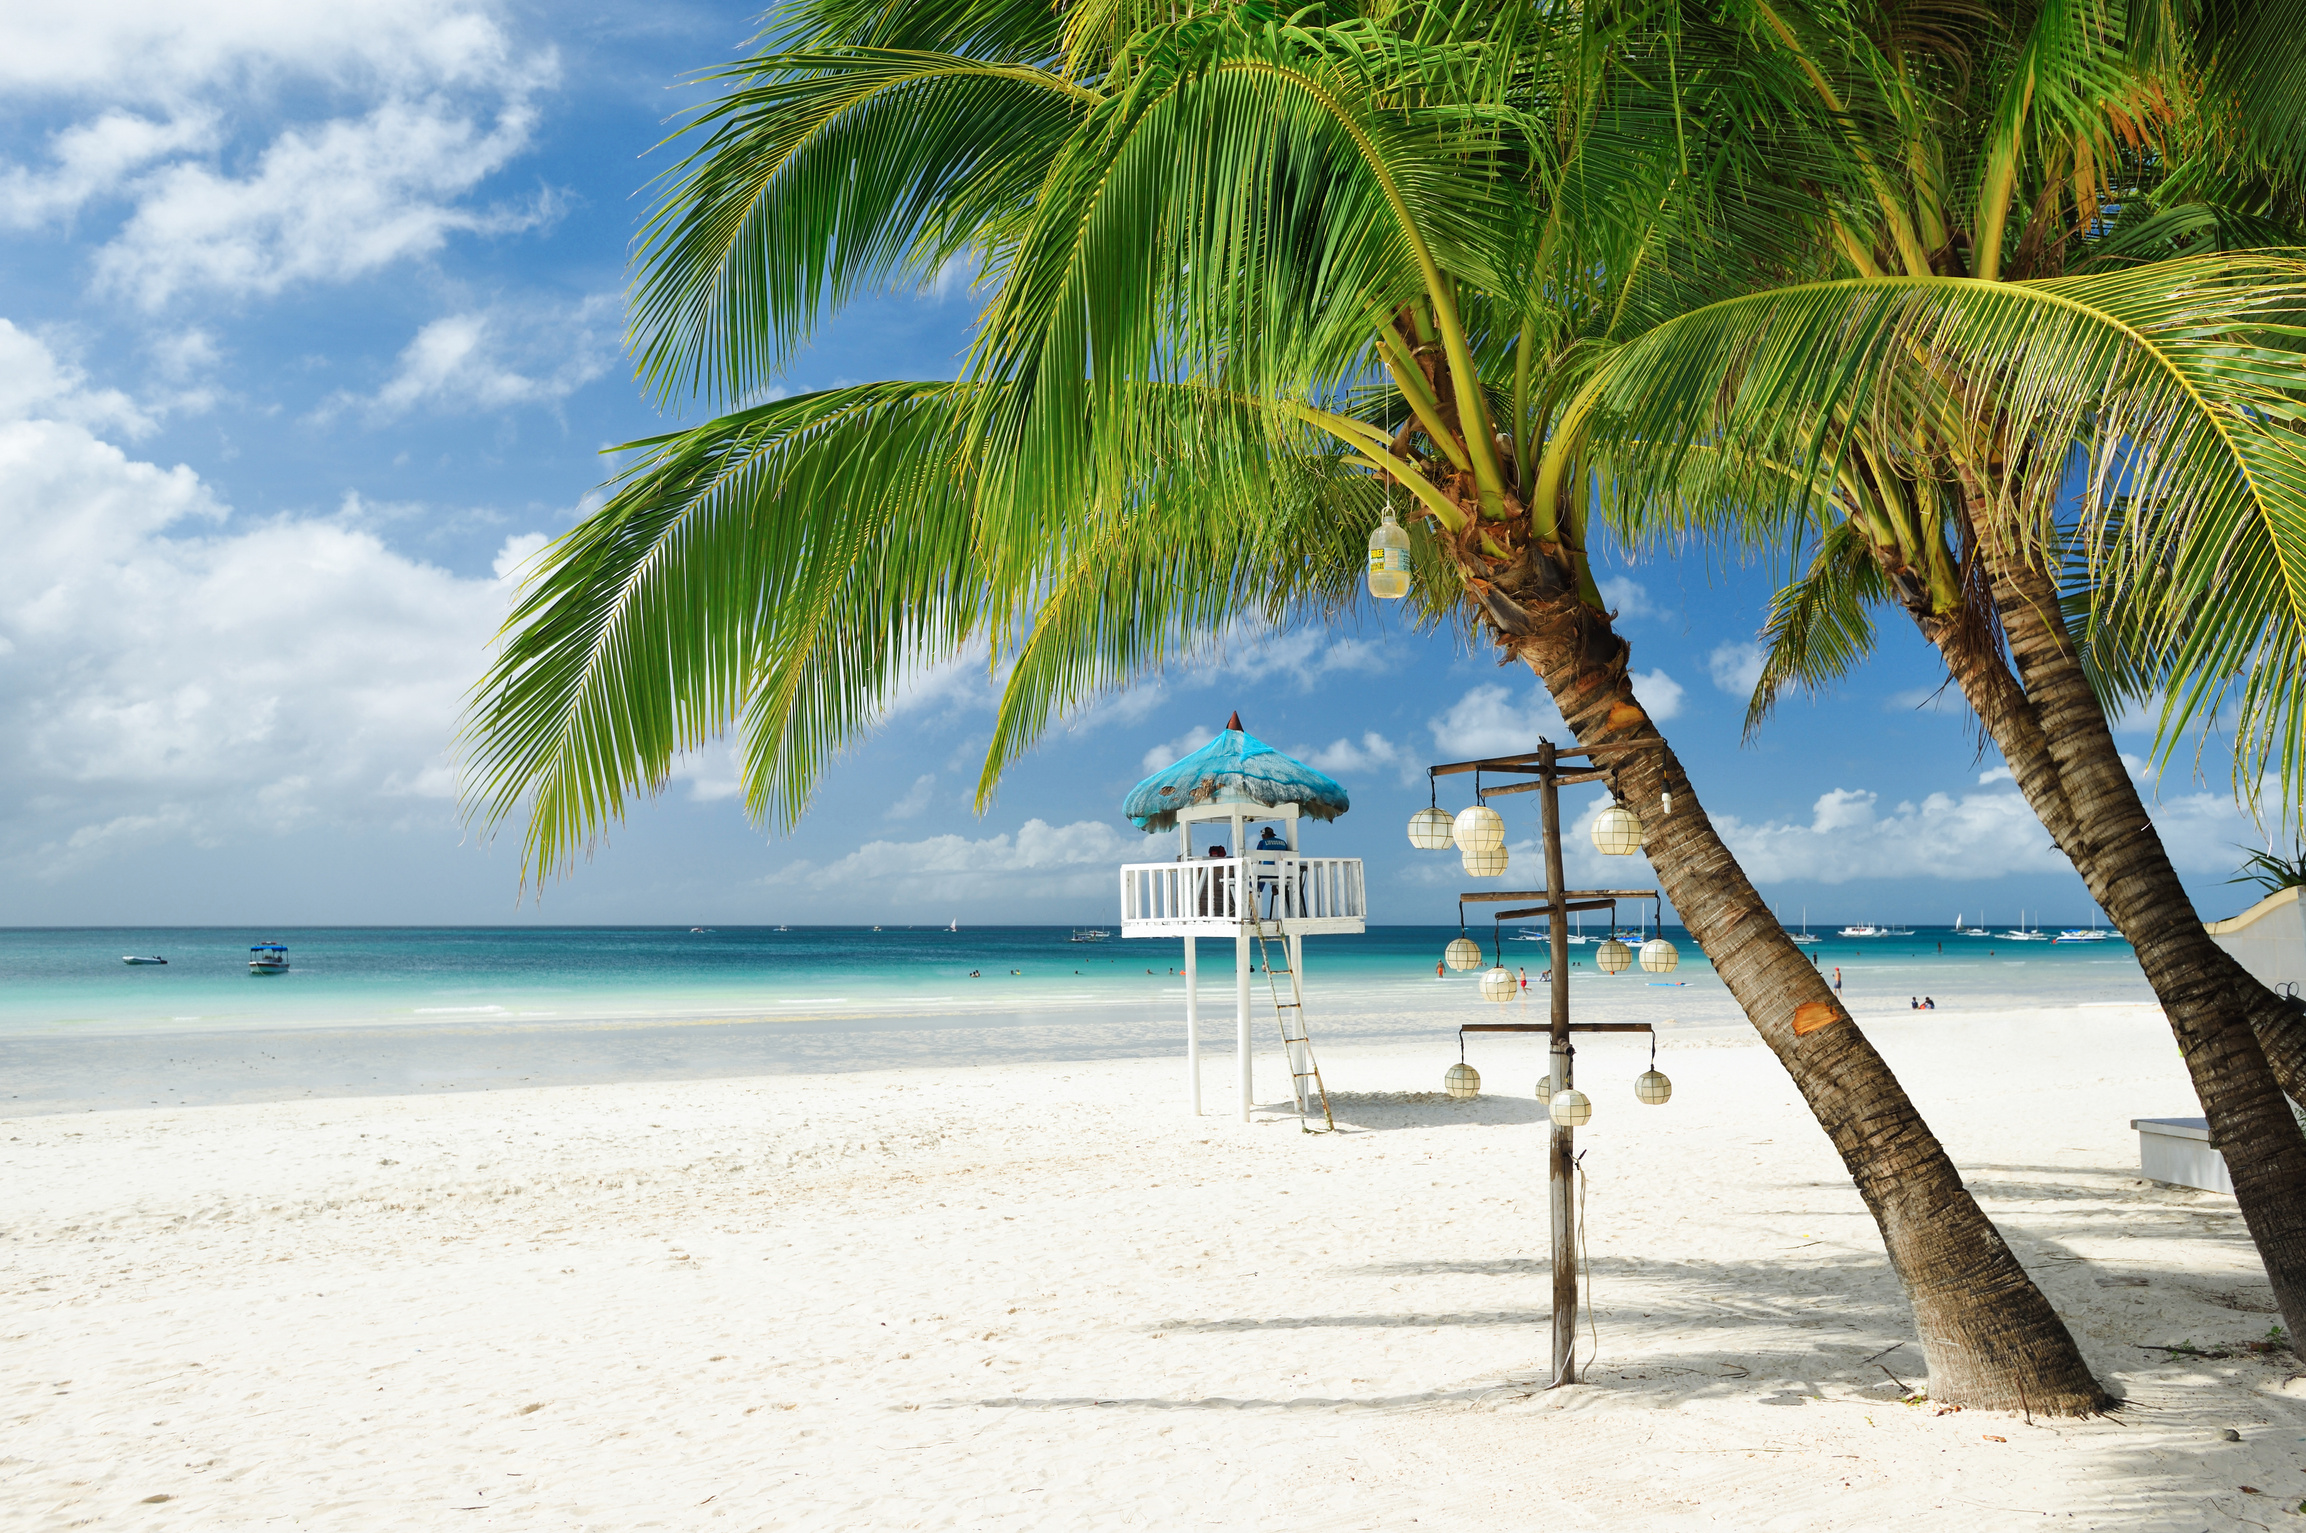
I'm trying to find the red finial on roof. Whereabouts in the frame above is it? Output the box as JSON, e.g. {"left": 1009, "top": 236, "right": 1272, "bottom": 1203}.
{"left": 1225, "top": 711, "right": 1244, "bottom": 732}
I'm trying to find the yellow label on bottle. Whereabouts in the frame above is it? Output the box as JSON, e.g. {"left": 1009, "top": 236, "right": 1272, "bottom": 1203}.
{"left": 1368, "top": 547, "right": 1407, "bottom": 572}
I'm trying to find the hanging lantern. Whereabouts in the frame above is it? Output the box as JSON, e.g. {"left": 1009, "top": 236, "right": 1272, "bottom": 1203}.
{"left": 1479, "top": 966, "right": 1517, "bottom": 1003}
{"left": 1444, "top": 1062, "right": 1481, "bottom": 1099}
{"left": 1407, "top": 806, "right": 1454, "bottom": 850}
{"left": 1367, "top": 502, "right": 1411, "bottom": 600}
{"left": 1639, "top": 937, "right": 1680, "bottom": 973}
{"left": 1550, "top": 1088, "right": 1592, "bottom": 1127}
{"left": 1534, "top": 1076, "right": 1554, "bottom": 1104}
{"left": 1460, "top": 843, "right": 1508, "bottom": 877}
{"left": 1444, "top": 936, "right": 1483, "bottom": 971}
{"left": 1453, "top": 804, "right": 1505, "bottom": 851}
{"left": 1591, "top": 803, "right": 1644, "bottom": 855}
{"left": 1635, "top": 1069, "right": 1673, "bottom": 1105}
{"left": 1594, "top": 938, "right": 1632, "bottom": 974}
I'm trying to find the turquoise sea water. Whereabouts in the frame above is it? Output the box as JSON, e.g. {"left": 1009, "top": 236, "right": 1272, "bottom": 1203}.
{"left": 0, "top": 925, "right": 2151, "bottom": 1115}
{"left": 1, "top": 923, "right": 2147, "bottom": 1039}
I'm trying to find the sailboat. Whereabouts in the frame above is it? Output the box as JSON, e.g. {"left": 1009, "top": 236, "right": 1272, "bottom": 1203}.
{"left": 947, "top": 919, "right": 959, "bottom": 933}
{"left": 1788, "top": 904, "right": 1818, "bottom": 944}
{"left": 1954, "top": 911, "right": 1991, "bottom": 936}
{"left": 2001, "top": 908, "right": 2049, "bottom": 941}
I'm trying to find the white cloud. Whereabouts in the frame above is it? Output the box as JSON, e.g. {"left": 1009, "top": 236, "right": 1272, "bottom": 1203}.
{"left": 1597, "top": 576, "right": 1654, "bottom": 620}
{"left": 0, "top": 2, "right": 527, "bottom": 102}
{"left": 0, "top": 324, "right": 544, "bottom": 871}
{"left": 93, "top": 93, "right": 555, "bottom": 308}
{"left": 1142, "top": 725, "right": 1216, "bottom": 774}
{"left": 886, "top": 774, "right": 937, "bottom": 821}
{"left": 1629, "top": 668, "right": 1684, "bottom": 722}
{"left": 1427, "top": 683, "right": 1566, "bottom": 760}
{"left": 0, "top": 318, "right": 152, "bottom": 435}
{"left": 0, "top": 110, "right": 217, "bottom": 228}
{"left": 343, "top": 295, "right": 617, "bottom": 420}
{"left": 800, "top": 818, "right": 1138, "bottom": 905}
{"left": 1296, "top": 731, "right": 1406, "bottom": 777}
{"left": 1978, "top": 766, "right": 2014, "bottom": 785}
{"left": 1704, "top": 787, "right": 2063, "bottom": 884}
{"left": 1708, "top": 641, "right": 1764, "bottom": 697}
{"left": 491, "top": 531, "right": 550, "bottom": 581}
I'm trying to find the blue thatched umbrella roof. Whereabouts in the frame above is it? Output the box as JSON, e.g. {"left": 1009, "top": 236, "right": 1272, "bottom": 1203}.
{"left": 1123, "top": 713, "right": 1351, "bottom": 833}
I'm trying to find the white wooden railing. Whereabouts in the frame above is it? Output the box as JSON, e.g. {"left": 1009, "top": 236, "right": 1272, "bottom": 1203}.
{"left": 1118, "top": 856, "right": 1366, "bottom": 934}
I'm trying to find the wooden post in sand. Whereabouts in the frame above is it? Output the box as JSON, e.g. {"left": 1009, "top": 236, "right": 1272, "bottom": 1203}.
{"left": 1235, "top": 926, "right": 1252, "bottom": 1121}
{"left": 1185, "top": 935, "right": 1201, "bottom": 1115}
{"left": 1539, "top": 740, "right": 1578, "bottom": 1387}
{"left": 1430, "top": 736, "right": 1667, "bottom": 1389}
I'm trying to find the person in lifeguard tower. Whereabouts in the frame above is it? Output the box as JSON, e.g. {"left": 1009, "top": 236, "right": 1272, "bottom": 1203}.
{"left": 1256, "top": 826, "right": 1287, "bottom": 852}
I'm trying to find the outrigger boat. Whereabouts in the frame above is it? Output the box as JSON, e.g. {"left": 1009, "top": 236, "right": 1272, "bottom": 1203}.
{"left": 248, "top": 943, "right": 290, "bottom": 973}
{"left": 121, "top": 955, "right": 167, "bottom": 965}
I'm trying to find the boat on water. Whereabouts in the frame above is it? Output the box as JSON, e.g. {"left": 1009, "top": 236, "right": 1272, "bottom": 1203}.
{"left": 2055, "top": 928, "right": 2113, "bottom": 941}
{"left": 1069, "top": 928, "right": 1111, "bottom": 943}
{"left": 1953, "top": 911, "right": 1991, "bottom": 936}
{"left": 2000, "top": 909, "right": 2050, "bottom": 941}
{"left": 248, "top": 943, "right": 290, "bottom": 974}
{"left": 1839, "top": 924, "right": 1887, "bottom": 937}
{"left": 1786, "top": 905, "right": 1819, "bottom": 944}
{"left": 121, "top": 955, "right": 167, "bottom": 965}
{"left": 947, "top": 919, "right": 959, "bottom": 933}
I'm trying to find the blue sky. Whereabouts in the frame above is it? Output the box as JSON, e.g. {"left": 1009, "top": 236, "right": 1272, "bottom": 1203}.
{"left": 0, "top": 0, "right": 2272, "bottom": 928}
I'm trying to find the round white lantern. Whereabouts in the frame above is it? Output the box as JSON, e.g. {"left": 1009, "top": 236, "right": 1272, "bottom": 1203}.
{"left": 1591, "top": 803, "right": 1644, "bottom": 855}
{"left": 1479, "top": 966, "right": 1517, "bottom": 1003}
{"left": 1407, "top": 806, "right": 1455, "bottom": 850}
{"left": 1534, "top": 1076, "right": 1554, "bottom": 1104}
{"left": 1444, "top": 1062, "right": 1481, "bottom": 1099}
{"left": 1550, "top": 1088, "right": 1592, "bottom": 1127}
{"left": 1639, "top": 937, "right": 1680, "bottom": 973}
{"left": 1444, "top": 936, "right": 1483, "bottom": 971}
{"left": 1594, "top": 938, "right": 1632, "bottom": 974}
{"left": 1453, "top": 804, "right": 1505, "bottom": 852}
{"left": 1635, "top": 1069, "right": 1673, "bottom": 1105}
{"left": 1460, "top": 843, "right": 1508, "bottom": 877}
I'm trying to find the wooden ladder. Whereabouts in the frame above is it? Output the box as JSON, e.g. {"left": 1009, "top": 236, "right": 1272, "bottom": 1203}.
{"left": 1252, "top": 917, "right": 1334, "bottom": 1133}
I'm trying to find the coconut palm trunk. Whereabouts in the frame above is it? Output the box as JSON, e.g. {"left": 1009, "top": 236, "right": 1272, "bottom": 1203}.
{"left": 1898, "top": 525, "right": 2306, "bottom": 1345}
{"left": 1471, "top": 547, "right": 2106, "bottom": 1413}
{"left": 467, "top": 0, "right": 2119, "bottom": 1417}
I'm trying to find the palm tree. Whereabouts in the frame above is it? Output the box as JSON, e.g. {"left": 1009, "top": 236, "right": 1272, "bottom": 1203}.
{"left": 463, "top": 0, "right": 2105, "bottom": 1411}
{"left": 1547, "top": 1, "right": 2306, "bottom": 1344}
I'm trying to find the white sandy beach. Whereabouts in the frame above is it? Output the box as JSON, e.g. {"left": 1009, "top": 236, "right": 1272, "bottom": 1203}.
{"left": 5, "top": 1000, "right": 2300, "bottom": 1531}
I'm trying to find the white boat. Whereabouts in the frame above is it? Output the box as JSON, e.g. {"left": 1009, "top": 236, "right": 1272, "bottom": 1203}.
{"left": 121, "top": 955, "right": 167, "bottom": 965}
{"left": 1839, "top": 924, "right": 1886, "bottom": 937}
{"left": 2000, "top": 909, "right": 2049, "bottom": 940}
{"left": 1069, "top": 928, "right": 1110, "bottom": 943}
{"left": 1953, "top": 911, "right": 1991, "bottom": 936}
{"left": 248, "top": 943, "right": 290, "bottom": 973}
{"left": 947, "top": 919, "right": 959, "bottom": 933}
{"left": 1787, "top": 906, "right": 1819, "bottom": 944}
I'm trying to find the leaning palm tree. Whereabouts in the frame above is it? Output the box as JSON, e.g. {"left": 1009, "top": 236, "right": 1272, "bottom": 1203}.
{"left": 1544, "top": 0, "right": 2306, "bottom": 1344}
{"left": 464, "top": 0, "right": 2107, "bottom": 1410}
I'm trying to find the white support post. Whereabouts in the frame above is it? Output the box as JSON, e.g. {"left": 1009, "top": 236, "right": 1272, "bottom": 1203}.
{"left": 1236, "top": 927, "right": 1252, "bottom": 1122}
{"left": 1184, "top": 935, "right": 1200, "bottom": 1115}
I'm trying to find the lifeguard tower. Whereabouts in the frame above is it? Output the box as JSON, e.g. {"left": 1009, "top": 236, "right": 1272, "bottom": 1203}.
{"left": 1117, "top": 714, "right": 1368, "bottom": 1127}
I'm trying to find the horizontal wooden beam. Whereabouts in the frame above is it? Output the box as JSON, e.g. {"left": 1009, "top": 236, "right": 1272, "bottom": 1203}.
{"left": 1479, "top": 772, "right": 1607, "bottom": 796}
{"left": 1458, "top": 888, "right": 1658, "bottom": 902}
{"left": 1491, "top": 901, "right": 1618, "bottom": 920}
{"left": 1458, "top": 1022, "right": 1654, "bottom": 1034}
{"left": 1426, "top": 739, "right": 1670, "bottom": 778}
